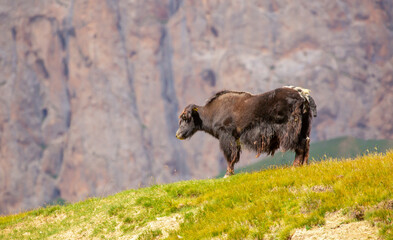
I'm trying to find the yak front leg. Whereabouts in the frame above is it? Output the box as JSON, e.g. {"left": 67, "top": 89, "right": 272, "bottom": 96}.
{"left": 220, "top": 136, "right": 241, "bottom": 178}
{"left": 225, "top": 145, "right": 241, "bottom": 178}
{"left": 225, "top": 164, "right": 235, "bottom": 178}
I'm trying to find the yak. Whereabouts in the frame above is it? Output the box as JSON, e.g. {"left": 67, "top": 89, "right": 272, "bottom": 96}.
{"left": 176, "top": 86, "right": 317, "bottom": 177}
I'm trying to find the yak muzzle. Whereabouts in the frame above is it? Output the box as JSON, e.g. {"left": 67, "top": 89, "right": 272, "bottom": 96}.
{"left": 176, "top": 130, "right": 185, "bottom": 140}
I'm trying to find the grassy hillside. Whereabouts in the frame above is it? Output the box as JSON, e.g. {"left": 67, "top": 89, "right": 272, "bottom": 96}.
{"left": 225, "top": 136, "right": 393, "bottom": 176}
{"left": 1, "top": 151, "right": 393, "bottom": 239}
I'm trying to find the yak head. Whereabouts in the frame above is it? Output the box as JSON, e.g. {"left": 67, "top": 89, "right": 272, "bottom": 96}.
{"left": 176, "top": 104, "right": 201, "bottom": 140}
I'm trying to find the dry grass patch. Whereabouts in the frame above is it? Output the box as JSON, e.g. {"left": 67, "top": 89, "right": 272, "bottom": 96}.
{"left": 291, "top": 210, "right": 379, "bottom": 240}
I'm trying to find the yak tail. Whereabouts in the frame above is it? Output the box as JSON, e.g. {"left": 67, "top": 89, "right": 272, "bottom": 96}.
{"left": 284, "top": 86, "right": 317, "bottom": 117}
{"left": 308, "top": 95, "right": 317, "bottom": 117}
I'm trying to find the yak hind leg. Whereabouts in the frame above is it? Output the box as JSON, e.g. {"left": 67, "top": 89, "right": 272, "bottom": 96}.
{"left": 220, "top": 135, "right": 241, "bottom": 178}
{"left": 293, "top": 137, "right": 310, "bottom": 166}
{"left": 303, "top": 137, "right": 310, "bottom": 165}
{"left": 293, "top": 148, "right": 304, "bottom": 166}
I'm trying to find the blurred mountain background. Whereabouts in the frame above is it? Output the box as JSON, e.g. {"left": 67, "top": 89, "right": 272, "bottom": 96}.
{"left": 0, "top": 0, "right": 392, "bottom": 214}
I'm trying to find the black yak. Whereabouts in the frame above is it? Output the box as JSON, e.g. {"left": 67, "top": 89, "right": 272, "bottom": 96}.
{"left": 176, "top": 86, "right": 317, "bottom": 177}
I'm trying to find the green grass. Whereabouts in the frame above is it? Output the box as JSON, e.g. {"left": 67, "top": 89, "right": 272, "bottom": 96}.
{"left": 225, "top": 136, "right": 393, "bottom": 176}
{"left": 1, "top": 150, "right": 393, "bottom": 239}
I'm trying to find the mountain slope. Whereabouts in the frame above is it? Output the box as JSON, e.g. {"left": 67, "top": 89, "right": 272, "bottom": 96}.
{"left": 1, "top": 151, "right": 392, "bottom": 239}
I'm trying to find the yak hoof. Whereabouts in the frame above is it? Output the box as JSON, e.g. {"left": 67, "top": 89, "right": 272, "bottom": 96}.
{"left": 224, "top": 172, "right": 234, "bottom": 178}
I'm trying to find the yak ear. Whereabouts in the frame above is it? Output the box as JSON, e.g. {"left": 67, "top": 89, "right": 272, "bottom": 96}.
{"left": 187, "top": 104, "right": 198, "bottom": 118}
{"left": 179, "top": 104, "right": 199, "bottom": 120}
{"left": 190, "top": 105, "right": 200, "bottom": 116}
{"left": 190, "top": 105, "right": 202, "bottom": 126}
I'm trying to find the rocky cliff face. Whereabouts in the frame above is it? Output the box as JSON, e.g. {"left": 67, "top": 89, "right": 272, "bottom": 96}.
{"left": 0, "top": 0, "right": 392, "bottom": 214}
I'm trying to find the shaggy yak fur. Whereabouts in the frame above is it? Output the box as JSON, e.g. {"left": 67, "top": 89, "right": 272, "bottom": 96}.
{"left": 176, "top": 87, "right": 317, "bottom": 177}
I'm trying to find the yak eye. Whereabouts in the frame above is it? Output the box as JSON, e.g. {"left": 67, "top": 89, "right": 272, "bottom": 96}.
{"left": 179, "top": 114, "right": 187, "bottom": 123}
{"left": 181, "top": 115, "right": 192, "bottom": 123}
